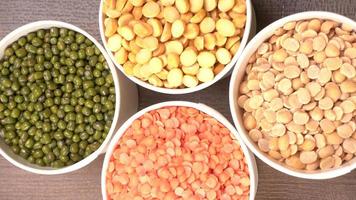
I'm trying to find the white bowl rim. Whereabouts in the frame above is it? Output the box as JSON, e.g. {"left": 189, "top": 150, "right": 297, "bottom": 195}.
{"left": 98, "top": 0, "right": 254, "bottom": 94}
{"left": 101, "top": 101, "right": 258, "bottom": 200}
{"left": 0, "top": 20, "right": 121, "bottom": 175}
{"left": 229, "top": 11, "right": 356, "bottom": 179}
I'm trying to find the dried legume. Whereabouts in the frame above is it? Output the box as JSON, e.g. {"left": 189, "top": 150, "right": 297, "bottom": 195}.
{"left": 238, "top": 18, "right": 356, "bottom": 171}
{"left": 105, "top": 106, "right": 250, "bottom": 199}
{"left": 0, "top": 28, "right": 115, "bottom": 168}
{"left": 102, "top": 0, "right": 247, "bottom": 89}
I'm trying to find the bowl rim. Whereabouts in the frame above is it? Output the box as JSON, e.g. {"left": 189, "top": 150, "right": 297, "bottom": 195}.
{"left": 229, "top": 11, "right": 356, "bottom": 179}
{"left": 0, "top": 20, "right": 121, "bottom": 175}
{"left": 101, "top": 101, "right": 258, "bottom": 200}
{"left": 98, "top": 0, "right": 254, "bottom": 94}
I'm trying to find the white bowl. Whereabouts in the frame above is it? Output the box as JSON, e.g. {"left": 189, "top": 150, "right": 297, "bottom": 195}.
{"left": 0, "top": 20, "right": 138, "bottom": 175}
{"left": 229, "top": 11, "right": 356, "bottom": 179}
{"left": 101, "top": 101, "right": 258, "bottom": 200}
{"left": 99, "top": 0, "right": 256, "bottom": 94}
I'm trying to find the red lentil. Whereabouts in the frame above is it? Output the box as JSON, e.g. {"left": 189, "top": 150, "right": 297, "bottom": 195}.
{"left": 106, "top": 106, "right": 250, "bottom": 200}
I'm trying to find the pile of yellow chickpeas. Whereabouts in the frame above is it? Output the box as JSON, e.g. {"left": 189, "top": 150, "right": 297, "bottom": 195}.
{"left": 102, "top": 0, "right": 247, "bottom": 88}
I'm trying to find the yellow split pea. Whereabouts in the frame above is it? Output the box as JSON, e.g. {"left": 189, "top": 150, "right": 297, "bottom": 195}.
{"left": 102, "top": 0, "right": 247, "bottom": 89}
{"left": 238, "top": 18, "right": 356, "bottom": 171}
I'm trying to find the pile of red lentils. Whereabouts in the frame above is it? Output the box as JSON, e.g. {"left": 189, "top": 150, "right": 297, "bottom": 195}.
{"left": 105, "top": 106, "right": 250, "bottom": 200}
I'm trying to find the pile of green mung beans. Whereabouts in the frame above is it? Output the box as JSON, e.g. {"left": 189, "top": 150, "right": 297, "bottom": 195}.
{"left": 0, "top": 28, "right": 116, "bottom": 168}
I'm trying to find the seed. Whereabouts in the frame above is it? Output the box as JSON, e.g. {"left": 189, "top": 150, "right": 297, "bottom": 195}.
{"left": 278, "top": 134, "right": 289, "bottom": 151}
{"left": 167, "top": 68, "right": 183, "bottom": 87}
{"left": 337, "top": 124, "right": 353, "bottom": 139}
{"left": 142, "top": 37, "right": 159, "bottom": 51}
{"left": 184, "top": 23, "right": 200, "bottom": 39}
{"left": 243, "top": 114, "right": 256, "bottom": 131}
{"left": 282, "top": 38, "right": 300, "bottom": 52}
{"left": 340, "top": 63, "right": 355, "bottom": 78}
{"left": 148, "top": 75, "right": 163, "bottom": 87}
{"left": 249, "top": 95, "right": 264, "bottom": 109}
{"left": 284, "top": 65, "right": 301, "bottom": 79}
{"left": 300, "top": 151, "right": 317, "bottom": 164}
{"left": 163, "top": 6, "right": 180, "bottom": 23}
{"left": 105, "top": 18, "right": 118, "bottom": 37}
{"left": 249, "top": 129, "right": 262, "bottom": 142}
{"left": 271, "top": 123, "right": 286, "bottom": 137}
{"left": 273, "top": 49, "right": 288, "bottom": 62}
{"left": 319, "top": 97, "right": 334, "bottom": 110}
{"left": 340, "top": 80, "right": 356, "bottom": 93}
{"left": 216, "top": 19, "right": 235, "bottom": 37}
{"left": 326, "top": 132, "right": 343, "bottom": 145}
{"left": 258, "top": 138, "right": 270, "bottom": 152}
{"left": 197, "top": 51, "right": 216, "bottom": 68}
{"left": 343, "top": 139, "right": 356, "bottom": 154}
{"left": 175, "top": 0, "right": 190, "bottom": 14}
{"left": 320, "top": 119, "right": 335, "bottom": 134}
{"left": 182, "top": 63, "right": 199, "bottom": 75}
{"left": 107, "top": 34, "right": 122, "bottom": 52}
{"left": 293, "top": 111, "right": 309, "bottom": 125}
{"left": 296, "top": 53, "right": 309, "bottom": 68}
{"left": 206, "top": 175, "right": 218, "bottom": 188}
{"left": 118, "top": 26, "right": 135, "bottom": 41}
{"left": 277, "top": 78, "right": 292, "bottom": 93}
{"left": 325, "top": 44, "right": 340, "bottom": 57}
{"left": 136, "top": 49, "right": 152, "bottom": 64}
{"left": 148, "top": 58, "right": 164, "bottom": 74}
{"left": 133, "top": 22, "right": 153, "bottom": 38}
{"left": 315, "top": 134, "right": 326, "bottom": 148}
{"left": 320, "top": 156, "right": 335, "bottom": 170}
{"left": 312, "top": 36, "right": 326, "bottom": 51}
{"left": 318, "top": 68, "right": 332, "bottom": 84}
{"left": 190, "top": 0, "right": 204, "bottom": 13}
{"left": 114, "top": 48, "right": 128, "bottom": 64}
{"left": 300, "top": 139, "right": 315, "bottom": 151}
{"left": 318, "top": 145, "right": 334, "bottom": 159}
{"left": 180, "top": 48, "right": 197, "bottom": 67}
{"left": 296, "top": 88, "right": 311, "bottom": 104}
{"left": 285, "top": 155, "right": 305, "bottom": 170}
{"left": 200, "top": 17, "right": 216, "bottom": 33}
{"left": 321, "top": 21, "right": 335, "bottom": 33}
{"left": 344, "top": 47, "right": 356, "bottom": 58}
{"left": 171, "top": 20, "right": 186, "bottom": 38}
{"left": 182, "top": 75, "right": 199, "bottom": 88}
{"left": 216, "top": 48, "right": 232, "bottom": 65}
{"left": 276, "top": 109, "right": 292, "bottom": 124}
{"left": 190, "top": 9, "right": 206, "bottom": 23}
{"left": 323, "top": 57, "right": 342, "bottom": 71}
{"left": 197, "top": 68, "right": 214, "bottom": 83}
{"left": 288, "top": 93, "right": 302, "bottom": 109}
{"left": 204, "top": 33, "right": 217, "bottom": 50}
{"left": 218, "top": 0, "right": 235, "bottom": 12}
{"left": 339, "top": 100, "right": 355, "bottom": 114}
{"left": 299, "top": 39, "right": 313, "bottom": 54}
{"left": 142, "top": 1, "right": 160, "bottom": 18}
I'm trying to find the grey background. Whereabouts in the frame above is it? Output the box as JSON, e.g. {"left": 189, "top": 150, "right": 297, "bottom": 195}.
{"left": 0, "top": 0, "right": 355, "bottom": 199}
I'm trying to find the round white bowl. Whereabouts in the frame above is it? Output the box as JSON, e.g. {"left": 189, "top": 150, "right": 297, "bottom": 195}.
{"left": 101, "top": 101, "right": 258, "bottom": 200}
{"left": 229, "top": 11, "right": 356, "bottom": 179}
{"left": 0, "top": 21, "right": 138, "bottom": 175}
{"left": 99, "top": 0, "right": 256, "bottom": 94}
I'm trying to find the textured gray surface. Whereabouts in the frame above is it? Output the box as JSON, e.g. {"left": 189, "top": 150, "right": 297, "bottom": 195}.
{"left": 0, "top": 0, "right": 355, "bottom": 199}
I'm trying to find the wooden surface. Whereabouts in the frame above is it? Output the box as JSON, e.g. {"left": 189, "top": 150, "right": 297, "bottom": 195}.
{"left": 0, "top": 0, "right": 355, "bottom": 199}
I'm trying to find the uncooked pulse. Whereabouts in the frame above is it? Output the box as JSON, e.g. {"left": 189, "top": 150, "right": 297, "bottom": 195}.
{"left": 102, "top": 0, "right": 247, "bottom": 88}
{"left": 106, "top": 106, "right": 250, "bottom": 200}
{"left": 238, "top": 19, "right": 356, "bottom": 171}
